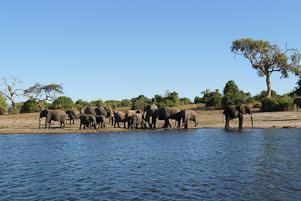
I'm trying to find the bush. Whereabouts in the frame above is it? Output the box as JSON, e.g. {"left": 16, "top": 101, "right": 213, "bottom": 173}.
{"left": 179, "top": 97, "right": 191, "bottom": 105}
{"left": 261, "top": 96, "right": 293, "bottom": 112}
{"left": 90, "top": 99, "right": 104, "bottom": 107}
{"left": 194, "top": 96, "right": 202, "bottom": 104}
{"left": 120, "top": 99, "right": 132, "bottom": 108}
{"left": 105, "top": 100, "right": 120, "bottom": 109}
{"left": 51, "top": 96, "right": 74, "bottom": 110}
{"left": 20, "top": 100, "right": 41, "bottom": 113}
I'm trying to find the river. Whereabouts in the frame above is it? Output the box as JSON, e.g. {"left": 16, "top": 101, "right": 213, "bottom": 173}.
{"left": 0, "top": 129, "right": 300, "bottom": 200}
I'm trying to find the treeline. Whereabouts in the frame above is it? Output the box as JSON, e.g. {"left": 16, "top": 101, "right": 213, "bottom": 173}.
{"left": 1, "top": 38, "right": 301, "bottom": 114}
{"left": 1, "top": 78, "right": 301, "bottom": 114}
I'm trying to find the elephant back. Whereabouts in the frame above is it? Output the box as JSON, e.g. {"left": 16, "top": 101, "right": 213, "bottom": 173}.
{"left": 95, "top": 107, "right": 107, "bottom": 117}
{"left": 84, "top": 107, "right": 97, "bottom": 116}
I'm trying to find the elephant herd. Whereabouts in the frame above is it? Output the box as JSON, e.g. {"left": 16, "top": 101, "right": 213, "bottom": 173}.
{"left": 39, "top": 103, "right": 254, "bottom": 130}
{"left": 39, "top": 104, "right": 198, "bottom": 130}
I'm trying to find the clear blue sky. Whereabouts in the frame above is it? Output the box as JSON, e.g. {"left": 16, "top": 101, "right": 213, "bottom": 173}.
{"left": 0, "top": 0, "right": 300, "bottom": 101}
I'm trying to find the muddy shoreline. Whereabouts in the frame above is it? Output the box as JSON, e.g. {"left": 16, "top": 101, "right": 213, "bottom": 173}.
{"left": 0, "top": 110, "right": 300, "bottom": 134}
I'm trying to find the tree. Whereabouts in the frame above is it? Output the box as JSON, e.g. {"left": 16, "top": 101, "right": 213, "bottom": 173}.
{"left": 23, "top": 83, "right": 63, "bottom": 109}
{"left": 20, "top": 100, "right": 41, "bottom": 113}
{"left": 201, "top": 89, "right": 222, "bottom": 108}
{"left": 52, "top": 96, "right": 74, "bottom": 110}
{"left": 222, "top": 80, "right": 249, "bottom": 107}
{"left": 0, "top": 76, "right": 23, "bottom": 113}
{"left": 131, "top": 95, "right": 150, "bottom": 110}
{"left": 231, "top": 38, "right": 301, "bottom": 98}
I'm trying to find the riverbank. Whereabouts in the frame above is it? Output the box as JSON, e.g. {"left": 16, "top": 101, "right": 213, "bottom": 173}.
{"left": 0, "top": 110, "right": 300, "bottom": 134}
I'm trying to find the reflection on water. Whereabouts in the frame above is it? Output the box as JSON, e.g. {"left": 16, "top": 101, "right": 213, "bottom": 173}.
{"left": 0, "top": 129, "right": 300, "bottom": 200}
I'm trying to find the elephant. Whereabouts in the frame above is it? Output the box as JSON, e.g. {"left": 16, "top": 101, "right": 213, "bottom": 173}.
{"left": 103, "top": 105, "right": 114, "bottom": 126}
{"left": 131, "top": 113, "right": 146, "bottom": 129}
{"left": 157, "top": 107, "right": 182, "bottom": 128}
{"left": 144, "top": 104, "right": 159, "bottom": 128}
{"left": 293, "top": 97, "right": 301, "bottom": 111}
{"left": 223, "top": 104, "right": 253, "bottom": 130}
{"left": 125, "top": 110, "right": 138, "bottom": 128}
{"left": 84, "top": 106, "right": 113, "bottom": 124}
{"left": 113, "top": 111, "right": 127, "bottom": 128}
{"left": 39, "top": 109, "right": 67, "bottom": 129}
{"left": 79, "top": 114, "right": 96, "bottom": 129}
{"left": 66, "top": 110, "right": 81, "bottom": 124}
{"left": 96, "top": 115, "right": 106, "bottom": 129}
{"left": 181, "top": 109, "right": 198, "bottom": 129}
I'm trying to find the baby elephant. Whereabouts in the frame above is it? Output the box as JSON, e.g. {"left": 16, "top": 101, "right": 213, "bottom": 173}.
{"left": 96, "top": 115, "right": 106, "bottom": 129}
{"left": 181, "top": 110, "right": 198, "bottom": 129}
{"left": 79, "top": 114, "right": 96, "bottom": 129}
{"left": 131, "top": 113, "right": 146, "bottom": 129}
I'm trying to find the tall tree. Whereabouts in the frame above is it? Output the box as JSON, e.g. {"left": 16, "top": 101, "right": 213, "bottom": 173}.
{"left": 231, "top": 38, "right": 301, "bottom": 98}
{"left": 0, "top": 76, "right": 23, "bottom": 113}
{"left": 23, "top": 83, "right": 63, "bottom": 109}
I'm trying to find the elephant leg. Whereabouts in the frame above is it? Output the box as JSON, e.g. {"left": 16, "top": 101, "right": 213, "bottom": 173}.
{"left": 153, "top": 119, "right": 156, "bottom": 128}
{"left": 177, "top": 119, "right": 181, "bottom": 128}
{"left": 239, "top": 114, "right": 243, "bottom": 129}
{"left": 225, "top": 116, "right": 230, "bottom": 130}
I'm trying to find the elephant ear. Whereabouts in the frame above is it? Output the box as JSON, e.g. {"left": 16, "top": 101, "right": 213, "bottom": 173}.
{"left": 238, "top": 104, "right": 247, "bottom": 114}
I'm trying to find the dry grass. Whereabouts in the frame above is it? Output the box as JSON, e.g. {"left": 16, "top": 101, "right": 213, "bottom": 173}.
{"left": 0, "top": 109, "right": 300, "bottom": 134}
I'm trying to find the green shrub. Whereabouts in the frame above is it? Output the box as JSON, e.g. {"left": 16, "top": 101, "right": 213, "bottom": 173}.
{"left": 261, "top": 96, "right": 293, "bottom": 112}
{"left": 51, "top": 96, "right": 74, "bottom": 110}
{"left": 261, "top": 97, "right": 278, "bottom": 112}
{"left": 20, "top": 100, "right": 41, "bottom": 113}
{"left": 120, "top": 99, "right": 132, "bottom": 107}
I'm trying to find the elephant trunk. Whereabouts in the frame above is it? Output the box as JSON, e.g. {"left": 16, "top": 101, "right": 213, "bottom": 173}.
{"left": 250, "top": 115, "right": 253, "bottom": 128}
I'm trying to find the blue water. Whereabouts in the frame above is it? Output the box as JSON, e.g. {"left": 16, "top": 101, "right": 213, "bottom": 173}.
{"left": 0, "top": 129, "right": 300, "bottom": 200}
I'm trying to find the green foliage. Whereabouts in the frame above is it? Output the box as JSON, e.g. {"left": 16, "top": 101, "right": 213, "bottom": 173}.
{"left": 20, "top": 100, "right": 41, "bottom": 113}
{"left": 201, "top": 89, "right": 222, "bottom": 108}
{"left": 131, "top": 95, "right": 151, "bottom": 110}
{"left": 51, "top": 96, "right": 74, "bottom": 110}
{"left": 194, "top": 96, "right": 202, "bottom": 104}
{"left": 105, "top": 100, "right": 120, "bottom": 109}
{"left": 120, "top": 99, "right": 132, "bottom": 108}
{"left": 253, "top": 90, "right": 278, "bottom": 101}
{"left": 90, "top": 99, "right": 104, "bottom": 107}
{"left": 179, "top": 97, "right": 191, "bottom": 105}
{"left": 75, "top": 99, "right": 91, "bottom": 109}
{"left": 24, "top": 83, "right": 63, "bottom": 102}
{"left": 153, "top": 91, "right": 180, "bottom": 107}
{"left": 231, "top": 38, "right": 301, "bottom": 97}
{"left": 261, "top": 96, "right": 293, "bottom": 112}
{"left": 222, "top": 80, "right": 250, "bottom": 107}
{"left": 0, "top": 93, "right": 8, "bottom": 111}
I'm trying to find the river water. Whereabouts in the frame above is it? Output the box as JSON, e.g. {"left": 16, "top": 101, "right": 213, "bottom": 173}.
{"left": 0, "top": 129, "right": 300, "bottom": 200}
